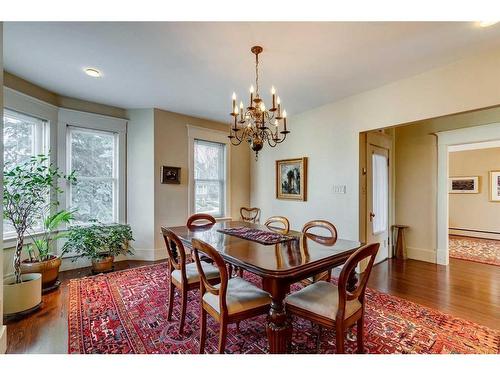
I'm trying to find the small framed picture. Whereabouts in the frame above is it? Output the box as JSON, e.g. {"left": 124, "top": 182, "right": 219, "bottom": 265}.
{"left": 448, "top": 176, "right": 479, "bottom": 194}
{"left": 160, "top": 166, "right": 181, "bottom": 184}
{"left": 276, "top": 157, "right": 307, "bottom": 201}
{"left": 489, "top": 171, "right": 500, "bottom": 202}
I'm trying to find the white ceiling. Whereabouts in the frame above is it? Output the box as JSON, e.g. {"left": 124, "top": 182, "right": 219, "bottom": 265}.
{"left": 4, "top": 22, "right": 500, "bottom": 122}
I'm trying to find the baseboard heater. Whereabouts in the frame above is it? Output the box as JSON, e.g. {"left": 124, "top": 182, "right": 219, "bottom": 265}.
{"left": 449, "top": 227, "right": 500, "bottom": 240}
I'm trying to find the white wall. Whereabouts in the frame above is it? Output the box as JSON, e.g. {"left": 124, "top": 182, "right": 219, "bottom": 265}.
{"left": 0, "top": 21, "right": 7, "bottom": 354}
{"left": 251, "top": 48, "right": 500, "bottom": 251}
{"left": 126, "top": 109, "right": 156, "bottom": 260}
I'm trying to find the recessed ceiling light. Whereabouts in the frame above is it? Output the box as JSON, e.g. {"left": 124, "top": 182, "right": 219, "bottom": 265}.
{"left": 84, "top": 68, "right": 101, "bottom": 78}
{"left": 477, "top": 21, "right": 499, "bottom": 28}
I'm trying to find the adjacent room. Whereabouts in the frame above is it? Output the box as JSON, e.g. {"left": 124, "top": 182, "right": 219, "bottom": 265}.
{"left": 0, "top": 19, "right": 499, "bottom": 360}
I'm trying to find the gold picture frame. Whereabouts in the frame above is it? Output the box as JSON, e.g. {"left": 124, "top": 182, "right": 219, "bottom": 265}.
{"left": 276, "top": 157, "right": 307, "bottom": 201}
{"left": 489, "top": 170, "right": 500, "bottom": 202}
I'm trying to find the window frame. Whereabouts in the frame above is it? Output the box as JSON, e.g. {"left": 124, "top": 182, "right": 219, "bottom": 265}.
{"left": 187, "top": 125, "right": 231, "bottom": 219}
{"left": 66, "top": 125, "right": 120, "bottom": 224}
{"left": 3, "top": 88, "right": 57, "bottom": 244}
{"left": 58, "top": 108, "right": 127, "bottom": 226}
{"left": 193, "top": 139, "right": 227, "bottom": 218}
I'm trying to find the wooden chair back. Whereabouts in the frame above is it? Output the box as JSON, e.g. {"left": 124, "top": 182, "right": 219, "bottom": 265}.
{"left": 337, "top": 243, "right": 379, "bottom": 320}
{"left": 187, "top": 213, "right": 216, "bottom": 229}
{"left": 264, "top": 216, "right": 290, "bottom": 234}
{"left": 161, "top": 227, "right": 188, "bottom": 276}
{"left": 192, "top": 238, "right": 229, "bottom": 315}
{"left": 240, "top": 207, "right": 261, "bottom": 223}
{"left": 302, "top": 220, "right": 338, "bottom": 245}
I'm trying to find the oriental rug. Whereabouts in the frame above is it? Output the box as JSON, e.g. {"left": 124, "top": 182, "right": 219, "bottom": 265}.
{"left": 68, "top": 263, "right": 500, "bottom": 354}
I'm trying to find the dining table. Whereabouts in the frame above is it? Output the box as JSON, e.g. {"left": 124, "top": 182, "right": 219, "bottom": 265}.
{"left": 164, "top": 220, "right": 364, "bottom": 354}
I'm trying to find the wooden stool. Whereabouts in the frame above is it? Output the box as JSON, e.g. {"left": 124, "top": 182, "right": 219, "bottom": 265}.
{"left": 392, "top": 225, "right": 409, "bottom": 260}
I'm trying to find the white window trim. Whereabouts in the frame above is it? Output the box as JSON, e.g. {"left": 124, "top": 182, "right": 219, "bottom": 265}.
{"left": 58, "top": 108, "right": 127, "bottom": 224}
{"left": 187, "top": 125, "right": 231, "bottom": 219}
{"left": 3, "top": 88, "right": 58, "bottom": 246}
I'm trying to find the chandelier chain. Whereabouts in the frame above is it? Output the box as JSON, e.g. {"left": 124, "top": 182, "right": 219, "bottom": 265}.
{"left": 255, "top": 52, "right": 259, "bottom": 97}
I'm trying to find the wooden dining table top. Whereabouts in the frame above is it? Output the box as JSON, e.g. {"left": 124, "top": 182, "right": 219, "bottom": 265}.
{"left": 164, "top": 220, "right": 363, "bottom": 280}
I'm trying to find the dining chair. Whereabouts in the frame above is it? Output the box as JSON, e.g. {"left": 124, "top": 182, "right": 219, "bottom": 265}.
{"left": 162, "top": 227, "right": 220, "bottom": 335}
{"left": 240, "top": 207, "right": 261, "bottom": 223}
{"left": 192, "top": 238, "right": 272, "bottom": 354}
{"left": 301, "top": 220, "right": 338, "bottom": 284}
{"left": 187, "top": 213, "right": 216, "bottom": 229}
{"left": 264, "top": 215, "right": 290, "bottom": 234}
{"left": 285, "top": 243, "right": 379, "bottom": 353}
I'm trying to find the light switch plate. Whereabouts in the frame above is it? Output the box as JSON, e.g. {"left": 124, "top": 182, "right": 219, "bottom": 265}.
{"left": 333, "top": 184, "right": 346, "bottom": 194}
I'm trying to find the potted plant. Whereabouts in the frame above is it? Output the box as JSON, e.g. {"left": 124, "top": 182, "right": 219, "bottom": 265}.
{"left": 21, "top": 209, "right": 75, "bottom": 292}
{"left": 3, "top": 155, "right": 75, "bottom": 316}
{"left": 62, "top": 222, "right": 134, "bottom": 273}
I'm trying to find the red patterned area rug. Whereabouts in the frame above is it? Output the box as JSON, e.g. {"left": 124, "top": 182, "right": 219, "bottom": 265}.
{"left": 68, "top": 263, "right": 500, "bottom": 354}
{"left": 449, "top": 235, "right": 500, "bottom": 266}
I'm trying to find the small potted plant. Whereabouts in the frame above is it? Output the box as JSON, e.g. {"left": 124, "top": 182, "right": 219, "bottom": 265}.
{"left": 62, "top": 222, "right": 134, "bottom": 273}
{"left": 3, "top": 155, "right": 75, "bottom": 316}
{"left": 21, "top": 209, "right": 75, "bottom": 292}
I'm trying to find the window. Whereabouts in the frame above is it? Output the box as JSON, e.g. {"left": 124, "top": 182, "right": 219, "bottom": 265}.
{"left": 193, "top": 139, "right": 226, "bottom": 217}
{"left": 67, "top": 126, "right": 118, "bottom": 224}
{"left": 3, "top": 109, "right": 47, "bottom": 237}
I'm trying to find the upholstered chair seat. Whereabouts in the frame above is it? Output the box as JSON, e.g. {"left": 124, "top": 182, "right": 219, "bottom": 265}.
{"left": 203, "top": 277, "right": 271, "bottom": 315}
{"left": 171, "top": 261, "right": 219, "bottom": 285}
{"left": 286, "top": 281, "right": 361, "bottom": 320}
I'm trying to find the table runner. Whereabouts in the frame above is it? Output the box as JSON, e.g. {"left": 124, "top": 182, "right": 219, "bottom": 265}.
{"left": 217, "top": 226, "right": 294, "bottom": 245}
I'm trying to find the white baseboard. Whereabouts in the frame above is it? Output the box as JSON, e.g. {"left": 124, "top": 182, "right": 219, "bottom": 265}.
{"left": 407, "top": 247, "right": 437, "bottom": 264}
{"left": 0, "top": 325, "right": 6, "bottom": 354}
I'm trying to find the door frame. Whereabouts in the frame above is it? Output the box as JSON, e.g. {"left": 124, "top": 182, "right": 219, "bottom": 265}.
{"left": 435, "top": 122, "right": 500, "bottom": 265}
{"left": 359, "top": 130, "right": 395, "bottom": 269}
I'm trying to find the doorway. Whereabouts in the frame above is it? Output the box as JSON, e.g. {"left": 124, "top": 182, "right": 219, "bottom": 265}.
{"left": 436, "top": 122, "right": 500, "bottom": 265}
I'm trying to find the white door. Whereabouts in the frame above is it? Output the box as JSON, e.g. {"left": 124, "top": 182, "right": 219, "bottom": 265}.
{"left": 367, "top": 145, "right": 390, "bottom": 264}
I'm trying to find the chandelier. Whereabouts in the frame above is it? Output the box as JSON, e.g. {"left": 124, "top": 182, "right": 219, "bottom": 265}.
{"left": 228, "top": 46, "right": 289, "bottom": 159}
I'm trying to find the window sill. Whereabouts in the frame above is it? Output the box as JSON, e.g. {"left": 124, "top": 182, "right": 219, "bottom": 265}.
{"left": 3, "top": 230, "right": 60, "bottom": 250}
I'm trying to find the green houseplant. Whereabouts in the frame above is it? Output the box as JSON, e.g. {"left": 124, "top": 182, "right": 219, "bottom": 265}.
{"left": 62, "top": 222, "right": 134, "bottom": 273}
{"left": 3, "top": 155, "right": 76, "bottom": 315}
{"left": 21, "top": 209, "right": 76, "bottom": 290}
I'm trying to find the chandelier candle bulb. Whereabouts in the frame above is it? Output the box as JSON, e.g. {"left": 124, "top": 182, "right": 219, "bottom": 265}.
{"left": 249, "top": 85, "right": 254, "bottom": 107}
{"left": 271, "top": 86, "right": 276, "bottom": 109}
{"left": 283, "top": 110, "right": 287, "bottom": 130}
{"left": 239, "top": 101, "right": 244, "bottom": 121}
{"left": 232, "top": 92, "right": 236, "bottom": 112}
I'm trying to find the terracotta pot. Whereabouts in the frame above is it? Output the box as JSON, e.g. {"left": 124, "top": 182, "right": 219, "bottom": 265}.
{"left": 3, "top": 273, "right": 42, "bottom": 316}
{"left": 21, "top": 255, "right": 61, "bottom": 289}
{"left": 91, "top": 255, "right": 114, "bottom": 273}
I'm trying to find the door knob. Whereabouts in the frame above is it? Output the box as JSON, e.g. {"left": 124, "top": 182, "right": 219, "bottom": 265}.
{"left": 369, "top": 212, "right": 376, "bottom": 221}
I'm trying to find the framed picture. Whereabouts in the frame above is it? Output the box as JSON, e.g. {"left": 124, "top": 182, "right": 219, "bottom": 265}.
{"left": 276, "top": 157, "right": 307, "bottom": 201}
{"left": 489, "top": 171, "right": 500, "bottom": 202}
{"left": 160, "top": 166, "right": 181, "bottom": 184}
{"left": 448, "top": 176, "right": 479, "bottom": 194}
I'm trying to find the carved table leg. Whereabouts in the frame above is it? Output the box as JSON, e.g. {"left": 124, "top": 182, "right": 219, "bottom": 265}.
{"left": 265, "top": 279, "right": 291, "bottom": 354}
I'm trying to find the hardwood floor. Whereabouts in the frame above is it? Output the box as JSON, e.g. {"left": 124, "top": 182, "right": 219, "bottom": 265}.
{"left": 5, "top": 257, "right": 500, "bottom": 353}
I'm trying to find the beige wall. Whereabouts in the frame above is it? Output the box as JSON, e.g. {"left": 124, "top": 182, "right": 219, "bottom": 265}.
{"left": 395, "top": 106, "right": 500, "bottom": 262}
{"left": 251, "top": 48, "right": 500, "bottom": 258}
{"left": 449, "top": 147, "right": 500, "bottom": 235}
{"left": 3, "top": 71, "right": 127, "bottom": 119}
{"left": 153, "top": 108, "right": 250, "bottom": 254}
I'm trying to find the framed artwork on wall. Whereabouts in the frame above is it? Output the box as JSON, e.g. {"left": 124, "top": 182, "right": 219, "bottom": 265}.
{"left": 489, "top": 171, "right": 500, "bottom": 202}
{"left": 160, "top": 166, "right": 181, "bottom": 184}
{"left": 276, "top": 157, "right": 307, "bottom": 201}
{"left": 448, "top": 176, "right": 479, "bottom": 194}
